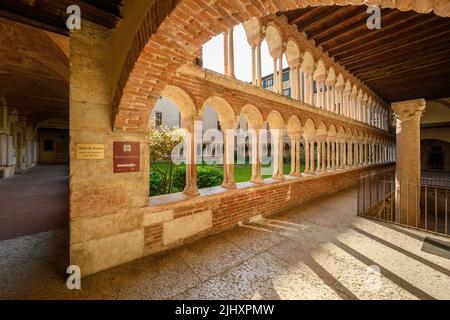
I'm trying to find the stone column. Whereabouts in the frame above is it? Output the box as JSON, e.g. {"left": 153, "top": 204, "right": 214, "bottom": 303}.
{"left": 305, "top": 138, "right": 310, "bottom": 174}
{"left": 277, "top": 130, "right": 285, "bottom": 179}
{"left": 224, "top": 30, "right": 229, "bottom": 76}
{"left": 250, "top": 128, "right": 264, "bottom": 184}
{"left": 316, "top": 140, "right": 321, "bottom": 173}
{"left": 290, "top": 136, "right": 296, "bottom": 176}
{"left": 278, "top": 55, "right": 284, "bottom": 95}
{"left": 183, "top": 116, "right": 200, "bottom": 196}
{"left": 272, "top": 57, "right": 278, "bottom": 93}
{"left": 392, "top": 99, "right": 426, "bottom": 226}
{"left": 310, "top": 140, "right": 315, "bottom": 173}
{"left": 332, "top": 141, "right": 336, "bottom": 170}
{"left": 342, "top": 142, "right": 346, "bottom": 169}
{"left": 295, "top": 137, "right": 301, "bottom": 176}
{"left": 327, "top": 139, "right": 331, "bottom": 171}
{"left": 251, "top": 45, "right": 257, "bottom": 86}
{"left": 257, "top": 43, "right": 262, "bottom": 87}
{"left": 229, "top": 27, "right": 235, "bottom": 78}
{"left": 221, "top": 125, "right": 236, "bottom": 189}
{"left": 321, "top": 139, "right": 326, "bottom": 173}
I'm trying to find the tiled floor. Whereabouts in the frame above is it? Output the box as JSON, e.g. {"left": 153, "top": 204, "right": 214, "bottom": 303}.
{"left": 0, "top": 165, "right": 68, "bottom": 240}
{"left": 1, "top": 187, "right": 449, "bottom": 300}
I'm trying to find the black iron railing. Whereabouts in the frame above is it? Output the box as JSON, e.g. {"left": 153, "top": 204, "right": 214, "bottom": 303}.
{"left": 358, "top": 169, "right": 449, "bottom": 236}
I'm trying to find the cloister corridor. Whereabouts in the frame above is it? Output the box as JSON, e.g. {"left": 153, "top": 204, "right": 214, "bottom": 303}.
{"left": 1, "top": 187, "right": 448, "bottom": 300}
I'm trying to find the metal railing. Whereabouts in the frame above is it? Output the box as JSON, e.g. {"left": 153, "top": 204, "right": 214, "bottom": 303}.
{"left": 357, "top": 169, "right": 449, "bottom": 236}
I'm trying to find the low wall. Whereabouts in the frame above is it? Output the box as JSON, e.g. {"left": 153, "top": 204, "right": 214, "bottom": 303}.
{"left": 70, "top": 163, "right": 393, "bottom": 277}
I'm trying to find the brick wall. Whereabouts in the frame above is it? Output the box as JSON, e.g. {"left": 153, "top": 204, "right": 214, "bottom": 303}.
{"left": 142, "top": 164, "right": 394, "bottom": 255}
{"left": 114, "top": 0, "right": 450, "bottom": 132}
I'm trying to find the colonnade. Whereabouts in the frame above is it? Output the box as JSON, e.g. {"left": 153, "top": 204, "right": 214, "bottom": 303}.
{"left": 178, "top": 115, "right": 395, "bottom": 197}
{"left": 223, "top": 20, "right": 391, "bottom": 132}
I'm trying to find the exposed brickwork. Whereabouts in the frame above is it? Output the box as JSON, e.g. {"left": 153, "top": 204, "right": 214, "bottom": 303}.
{"left": 114, "top": 0, "right": 450, "bottom": 132}
{"left": 169, "top": 67, "right": 393, "bottom": 141}
{"left": 144, "top": 224, "right": 163, "bottom": 249}
{"left": 143, "top": 164, "right": 394, "bottom": 255}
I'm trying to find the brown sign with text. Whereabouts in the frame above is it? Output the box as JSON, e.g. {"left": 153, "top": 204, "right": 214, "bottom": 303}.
{"left": 113, "top": 142, "right": 140, "bottom": 173}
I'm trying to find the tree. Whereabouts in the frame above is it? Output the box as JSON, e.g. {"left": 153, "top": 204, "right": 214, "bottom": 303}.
{"left": 149, "top": 121, "right": 185, "bottom": 194}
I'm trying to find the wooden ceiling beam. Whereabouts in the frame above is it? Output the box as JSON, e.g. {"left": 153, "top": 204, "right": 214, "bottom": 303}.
{"left": 332, "top": 16, "right": 444, "bottom": 59}
{"left": 347, "top": 42, "right": 450, "bottom": 72}
{"left": 290, "top": 6, "right": 324, "bottom": 25}
{"left": 309, "top": 6, "right": 365, "bottom": 40}
{"left": 300, "top": 7, "right": 349, "bottom": 33}
{"left": 319, "top": 9, "right": 401, "bottom": 49}
{"left": 354, "top": 51, "right": 450, "bottom": 80}
{"left": 338, "top": 27, "right": 450, "bottom": 66}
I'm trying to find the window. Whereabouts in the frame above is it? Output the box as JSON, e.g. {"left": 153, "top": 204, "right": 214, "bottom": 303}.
{"left": 217, "top": 121, "right": 221, "bottom": 131}
{"left": 283, "top": 88, "right": 291, "bottom": 98}
{"left": 313, "top": 81, "right": 317, "bottom": 94}
{"left": 264, "top": 78, "right": 273, "bottom": 88}
{"left": 43, "top": 140, "right": 54, "bottom": 152}
{"left": 282, "top": 71, "right": 289, "bottom": 82}
{"left": 155, "top": 112, "right": 162, "bottom": 127}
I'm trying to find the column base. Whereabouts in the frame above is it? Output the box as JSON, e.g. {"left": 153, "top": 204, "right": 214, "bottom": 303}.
{"left": 183, "top": 186, "right": 199, "bottom": 196}
{"left": 272, "top": 174, "right": 285, "bottom": 180}
{"left": 250, "top": 177, "right": 265, "bottom": 184}
{"left": 221, "top": 182, "right": 237, "bottom": 189}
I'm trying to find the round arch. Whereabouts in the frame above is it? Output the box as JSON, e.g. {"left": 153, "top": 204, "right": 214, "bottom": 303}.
{"left": 113, "top": 1, "right": 450, "bottom": 131}
{"left": 240, "top": 104, "right": 264, "bottom": 129}
{"left": 201, "top": 96, "right": 236, "bottom": 127}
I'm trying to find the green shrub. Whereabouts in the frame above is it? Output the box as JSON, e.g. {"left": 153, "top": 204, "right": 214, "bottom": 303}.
{"left": 173, "top": 165, "right": 223, "bottom": 191}
{"left": 150, "top": 171, "right": 163, "bottom": 196}
{"left": 197, "top": 165, "right": 223, "bottom": 188}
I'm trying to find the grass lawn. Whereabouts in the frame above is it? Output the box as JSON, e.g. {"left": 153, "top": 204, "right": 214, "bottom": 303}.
{"left": 151, "top": 162, "right": 305, "bottom": 183}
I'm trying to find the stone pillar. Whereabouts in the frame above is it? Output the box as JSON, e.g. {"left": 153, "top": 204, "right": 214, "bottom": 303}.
{"left": 327, "top": 139, "right": 331, "bottom": 171}
{"left": 338, "top": 142, "right": 342, "bottom": 168}
{"left": 70, "top": 21, "right": 148, "bottom": 276}
{"left": 250, "top": 128, "right": 264, "bottom": 184}
{"left": 251, "top": 45, "right": 257, "bottom": 86}
{"left": 277, "top": 130, "right": 285, "bottom": 179}
{"left": 305, "top": 138, "right": 310, "bottom": 174}
{"left": 310, "top": 140, "right": 315, "bottom": 173}
{"left": 273, "top": 57, "right": 278, "bottom": 93}
{"left": 342, "top": 142, "right": 346, "bottom": 169}
{"left": 295, "top": 138, "right": 301, "bottom": 176}
{"left": 224, "top": 31, "right": 229, "bottom": 76}
{"left": 256, "top": 43, "right": 262, "bottom": 87}
{"left": 222, "top": 126, "right": 236, "bottom": 189}
{"left": 183, "top": 116, "right": 200, "bottom": 196}
{"left": 392, "top": 99, "right": 426, "bottom": 226}
{"left": 229, "top": 27, "right": 235, "bottom": 78}
{"left": 321, "top": 139, "right": 326, "bottom": 173}
{"left": 278, "top": 55, "right": 284, "bottom": 94}
{"left": 332, "top": 141, "right": 336, "bottom": 170}
{"left": 316, "top": 140, "right": 321, "bottom": 173}
{"left": 290, "top": 137, "right": 296, "bottom": 176}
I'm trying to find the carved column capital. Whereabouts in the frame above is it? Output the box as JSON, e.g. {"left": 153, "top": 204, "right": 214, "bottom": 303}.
{"left": 392, "top": 99, "right": 426, "bottom": 123}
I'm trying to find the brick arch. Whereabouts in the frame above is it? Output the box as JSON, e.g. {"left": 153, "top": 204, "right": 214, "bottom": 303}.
{"left": 201, "top": 96, "right": 236, "bottom": 127}
{"left": 240, "top": 104, "right": 264, "bottom": 129}
{"left": 160, "top": 85, "right": 198, "bottom": 119}
{"left": 266, "top": 110, "right": 285, "bottom": 129}
{"left": 113, "top": 0, "right": 450, "bottom": 132}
